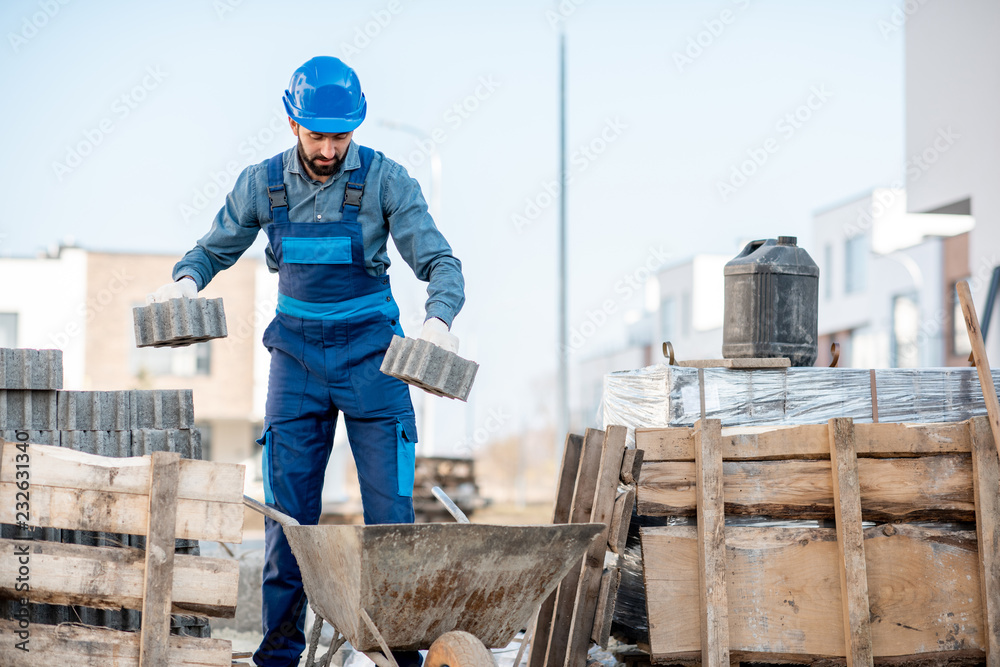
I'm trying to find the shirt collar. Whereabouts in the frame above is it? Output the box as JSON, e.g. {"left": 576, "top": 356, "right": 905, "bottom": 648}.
{"left": 287, "top": 140, "right": 361, "bottom": 186}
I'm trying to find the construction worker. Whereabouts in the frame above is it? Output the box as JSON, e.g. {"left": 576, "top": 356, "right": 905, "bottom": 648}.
{"left": 148, "top": 56, "right": 465, "bottom": 667}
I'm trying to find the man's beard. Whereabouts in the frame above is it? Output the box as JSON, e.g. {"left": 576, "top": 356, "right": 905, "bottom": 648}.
{"left": 297, "top": 140, "right": 342, "bottom": 178}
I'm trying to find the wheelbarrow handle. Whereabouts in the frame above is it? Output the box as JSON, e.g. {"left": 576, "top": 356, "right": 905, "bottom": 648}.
{"left": 243, "top": 494, "right": 301, "bottom": 528}
{"left": 431, "top": 486, "right": 470, "bottom": 523}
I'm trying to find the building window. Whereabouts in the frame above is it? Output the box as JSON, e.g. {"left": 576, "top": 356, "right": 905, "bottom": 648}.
{"left": 844, "top": 235, "right": 867, "bottom": 294}
{"left": 195, "top": 343, "right": 212, "bottom": 375}
{"left": 823, "top": 244, "right": 833, "bottom": 300}
{"left": 131, "top": 342, "right": 212, "bottom": 378}
{"left": 952, "top": 279, "right": 973, "bottom": 357}
{"left": 0, "top": 313, "right": 17, "bottom": 348}
{"left": 892, "top": 293, "right": 920, "bottom": 368}
{"left": 660, "top": 296, "right": 676, "bottom": 342}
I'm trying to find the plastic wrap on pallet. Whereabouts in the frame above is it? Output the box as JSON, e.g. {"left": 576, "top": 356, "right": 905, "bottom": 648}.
{"left": 611, "top": 510, "right": 671, "bottom": 646}
{"left": 602, "top": 363, "right": 1000, "bottom": 430}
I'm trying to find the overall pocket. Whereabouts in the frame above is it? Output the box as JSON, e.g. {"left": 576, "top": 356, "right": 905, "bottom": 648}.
{"left": 255, "top": 421, "right": 275, "bottom": 505}
{"left": 395, "top": 416, "right": 418, "bottom": 497}
{"left": 281, "top": 237, "right": 352, "bottom": 264}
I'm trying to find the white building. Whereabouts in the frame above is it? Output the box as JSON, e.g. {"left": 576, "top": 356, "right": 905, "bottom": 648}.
{"left": 906, "top": 0, "right": 1000, "bottom": 362}
{"left": 812, "top": 189, "right": 974, "bottom": 368}
{"left": 574, "top": 253, "right": 729, "bottom": 428}
{"left": 654, "top": 254, "right": 729, "bottom": 362}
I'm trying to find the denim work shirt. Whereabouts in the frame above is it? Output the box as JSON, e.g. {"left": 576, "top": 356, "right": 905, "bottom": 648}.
{"left": 173, "top": 141, "right": 465, "bottom": 327}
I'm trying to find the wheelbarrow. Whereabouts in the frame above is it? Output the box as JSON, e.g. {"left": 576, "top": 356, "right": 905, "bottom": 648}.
{"left": 243, "top": 494, "right": 603, "bottom": 667}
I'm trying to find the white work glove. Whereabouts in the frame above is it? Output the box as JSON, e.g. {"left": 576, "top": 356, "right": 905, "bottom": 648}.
{"left": 146, "top": 277, "right": 198, "bottom": 305}
{"left": 419, "top": 317, "right": 459, "bottom": 353}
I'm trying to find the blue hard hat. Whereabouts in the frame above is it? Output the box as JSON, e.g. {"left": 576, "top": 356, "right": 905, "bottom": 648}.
{"left": 283, "top": 56, "right": 367, "bottom": 133}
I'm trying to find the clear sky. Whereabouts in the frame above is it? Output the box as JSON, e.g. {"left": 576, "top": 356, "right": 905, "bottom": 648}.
{"left": 0, "top": 0, "right": 906, "bottom": 452}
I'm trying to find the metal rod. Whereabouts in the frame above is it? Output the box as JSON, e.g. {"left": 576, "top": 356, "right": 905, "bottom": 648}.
{"left": 556, "top": 28, "right": 569, "bottom": 458}
{"left": 432, "top": 486, "right": 470, "bottom": 523}
{"left": 980, "top": 266, "right": 1000, "bottom": 341}
{"left": 243, "top": 494, "right": 300, "bottom": 528}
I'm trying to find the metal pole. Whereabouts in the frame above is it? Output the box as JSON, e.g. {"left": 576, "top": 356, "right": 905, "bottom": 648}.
{"left": 556, "top": 30, "right": 569, "bottom": 454}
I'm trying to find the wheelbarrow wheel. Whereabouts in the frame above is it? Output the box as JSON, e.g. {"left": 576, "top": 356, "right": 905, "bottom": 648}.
{"left": 425, "top": 631, "right": 496, "bottom": 667}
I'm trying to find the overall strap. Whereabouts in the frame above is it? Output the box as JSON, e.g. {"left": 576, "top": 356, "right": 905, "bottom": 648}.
{"left": 266, "top": 153, "right": 289, "bottom": 224}
{"left": 340, "top": 146, "right": 375, "bottom": 223}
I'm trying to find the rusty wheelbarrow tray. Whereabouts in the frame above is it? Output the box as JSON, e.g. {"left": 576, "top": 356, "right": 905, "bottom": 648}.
{"left": 243, "top": 495, "right": 602, "bottom": 657}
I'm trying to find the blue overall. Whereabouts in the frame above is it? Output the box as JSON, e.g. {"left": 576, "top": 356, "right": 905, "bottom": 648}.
{"left": 253, "top": 148, "right": 420, "bottom": 667}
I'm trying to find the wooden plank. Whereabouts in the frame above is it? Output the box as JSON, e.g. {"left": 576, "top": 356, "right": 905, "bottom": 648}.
{"left": 528, "top": 433, "right": 583, "bottom": 667}
{"left": 619, "top": 447, "right": 644, "bottom": 484}
{"left": 829, "top": 418, "right": 873, "bottom": 667}
{"left": 0, "top": 482, "right": 244, "bottom": 542}
{"left": 590, "top": 567, "right": 621, "bottom": 647}
{"left": 0, "top": 538, "right": 238, "bottom": 616}
{"left": 543, "top": 428, "right": 606, "bottom": 667}
{"left": 0, "top": 441, "right": 244, "bottom": 503}
{"left": 0, "top": 619, "right": 232, "bottom": 666}
{"left": 0, "top": 441, "right": 245, "bottom": 542}
{"left": 958, "top": 280, "right": 1000, "bottom": 462}
{"left": 677, "top": 357, "right": 791, "bottom": 369}
{"left": 694, "top": 419, "right": 729, "bottom": 667}
{"left": 608, "top": 486, "right": 636, "bottom": 555}
{"left": 642, "top": 524, "right": 984, "bottom": 662}
{"left": 565, "top": 425, "right": 628, "bottom": 667}
{"left": 636, "top": 454, "right": 974, "bottom": 520}
{"left": 637, "top": 421, "right": 973, "bottom": 462}
{"left": 140, "top": 451, "right": 180, "bottom": 667}
{"left": 970, "top": 415, "right": 1000, "bottom": 665}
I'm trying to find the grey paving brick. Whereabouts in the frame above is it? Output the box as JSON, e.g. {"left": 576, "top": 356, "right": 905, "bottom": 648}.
{"left": 0, "top": 390, "right": 58, "bottom": 430}
{"left": 129, "top": 389, "right": 195, "bottom": 429}
{"left": 57, "top": 390, "right": 130, "bottom": 430}
{"left": 131, "top": 428, "right": 202, "bottom": 458}
{"left": 1, "top": 429, "right": 59, "bottom": 446}
{"left": 0, "top": 348, "right": 63, "bottom": 390}
{"left": 133, "top": 297, "right": 228, "bottom": 348}
{"left": 380, "top": 335, "right": 478, "bottom": 401}
{"left": 59, "top": 430, "right": 132, "bottom": 456}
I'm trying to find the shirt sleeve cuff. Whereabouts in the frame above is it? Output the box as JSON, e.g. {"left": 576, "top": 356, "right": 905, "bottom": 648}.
{"left": 424, "top": 303, "right": 455, "bottom": 329}
{"left": 172, "top": 265, "right": 206, "bottom": 291}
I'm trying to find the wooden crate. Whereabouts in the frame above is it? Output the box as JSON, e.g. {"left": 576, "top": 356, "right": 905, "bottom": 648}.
{"left": 527, "top": 427, "right": 644, "bottom": 667}
{"left": 636, "top": 417, "right": 1000, "bottom": 666}
{"left": 0, "top": 440, "right": 245, "bottom": 666}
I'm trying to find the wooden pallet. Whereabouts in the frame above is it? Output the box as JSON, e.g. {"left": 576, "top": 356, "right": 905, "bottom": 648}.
{"left": 0, "top": 440, "right": 245, "bottom": 666}
{"left": 526, "top": 427, "right": 643, "bottom": 667}
{"left": 635, "top": 417, "right": 1000, "bottom": 666}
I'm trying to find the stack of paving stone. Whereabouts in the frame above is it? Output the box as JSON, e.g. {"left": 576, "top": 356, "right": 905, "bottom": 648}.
{"left": 0, "top": 347, "right": 208, "bottom": 638}
{"left": 1, "top": 387, "right": 200, "bottom": 456}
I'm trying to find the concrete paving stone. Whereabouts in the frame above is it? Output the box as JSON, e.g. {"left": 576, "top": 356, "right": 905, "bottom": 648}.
{"left": 133, "top": 297, "right": 228, "bottom": 348}
{"left": 129, "top": 389, "right": 195, "bottom": 429}
{"left": 1, "top": 429, "right": 59, "bottom": 446}
{"left": 0, "top": 348, "right": 63, "bottom": 390}
{"left": 380, "top": 335, "right": 478, "bottom": 401}
{"left": 131, "top": 428, "right": 202, "bottom": 458}
{"left": 0, "top": 390, "right": 58, "bottom": 430}
{"left": 59, "top": 430, "right": 133, "bottom": 456}
{"left": 57, "top": 390, "right": 130, "bottom": 430}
